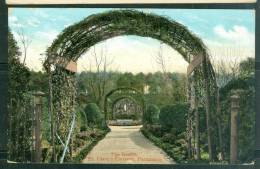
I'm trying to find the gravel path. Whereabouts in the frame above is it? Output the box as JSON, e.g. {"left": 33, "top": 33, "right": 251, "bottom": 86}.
{"left": 82, "top": 125, "right": 174, "bottom": 164}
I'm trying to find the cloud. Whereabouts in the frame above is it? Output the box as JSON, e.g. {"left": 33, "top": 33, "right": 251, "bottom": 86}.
{"left": 33, "top": 9, "right": 49, "bottom": 18}
{"left": 9, "top": 16, "right": 24, "bottom": 28}
{"left": 24, "top": 45, "right": 46, "bottom": 71}
{"left": 78, "top": 36, "right": 188, "bottom": 74}
{"left": 213, "top": 25, "right": 254, "bottom": 47}
{"left": 27, "top": 17, "right": 41, "bottom": 27}
{"left": 35, "top": 30, "right": 59, "bottom": 43}
{"left": 9, "top": 16, "right": 18, "bottom": 22}
{"left": 203, "top": 25, "right": 255, "bottom": 70}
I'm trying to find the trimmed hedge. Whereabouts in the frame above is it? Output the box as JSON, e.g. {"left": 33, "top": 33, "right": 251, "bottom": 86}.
{"left": 84, "top": 103, "right": 105, "bottom": 128}
{"left": 143, "top": 104, "right": 160, "bottom": 124}
{"left": 159, "top": 103, "right": 188, "bottom": 133}
{"left": 141, "top": 127, "right": 186, "bottom": 163}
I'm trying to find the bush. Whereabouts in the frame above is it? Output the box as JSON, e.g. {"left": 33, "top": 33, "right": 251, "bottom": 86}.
{"left": 162, "top": 133, "right": 176, "bottom": 144}
{"left": 143, "top": 104, "right": 160, "bottom": 124}
{"left": 78, "top": 106, "right": 88, "bottom": 131}
{"left": 146, "top": 124, "right": 162, "bottom": 137}
{"left": 84, "top": 103, "right": 104, "bottom": 128}
{"left": 141, "top": 127, "right": 187, "bottom": 163}
{"left": 159, "top": 103, "right": 188, "bottom": 133}
{"left": 72, "top": 128, "right": 110, "bottom": 163}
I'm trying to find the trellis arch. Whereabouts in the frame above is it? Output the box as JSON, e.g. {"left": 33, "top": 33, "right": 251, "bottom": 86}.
{"left": 111, "top": 96, "right": 144, "bottom": 120}
{"left": 44, "top": 9, "right": 218, "bottom": 161}
{"left": 104, "top": 87, "right": 145, "bottom": 120}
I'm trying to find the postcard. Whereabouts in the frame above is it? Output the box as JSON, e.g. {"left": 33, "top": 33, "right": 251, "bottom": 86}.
{"left": 7, "top": 6, "right": 255, "bottom": 165}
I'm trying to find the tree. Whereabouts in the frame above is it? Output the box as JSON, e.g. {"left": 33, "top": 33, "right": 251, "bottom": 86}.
{"left": 17, "top": 28, "right": 32, "bottom": 65}
{"left": 28, "top": 71, "right": 48, "bottom": 93}
{"left": 239, "top": 57, "right": 254, "bottom": 78}
{"left": 8, "top": 30, "right": 31, "bottom": 162}
{"left": 211, "top": 49, "right": 243, "bottom": 161}
{"left": 154, "top": 42, "right": 173, "bottom": 97}
{"left": 84, "top": 44, "right": 114, "bottom": 109}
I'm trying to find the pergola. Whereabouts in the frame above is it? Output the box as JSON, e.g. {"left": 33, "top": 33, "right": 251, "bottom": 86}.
{"left": 104, "top": 87, "right": 145, "bottom": 120}
{"left": 0, "top": 1, "right": 259, "bottom": 169}
{"left": 42, "top": 9, "right": 218, "bottom": 161}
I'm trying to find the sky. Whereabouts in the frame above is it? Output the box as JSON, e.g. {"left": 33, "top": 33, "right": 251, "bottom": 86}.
{"left": 8, "top": 8, "right": 255, "bottom": 73}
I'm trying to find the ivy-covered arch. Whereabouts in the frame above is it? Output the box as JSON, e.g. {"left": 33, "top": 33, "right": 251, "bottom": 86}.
{"left": 45, "top": 10, "right": 203, "bottom": 64}
{"left": 104, "top": 87, "right": 145, "bottom": 120}
{"left": 111, "top": 96, "right": 144, "bottom": 113}
{"left": 111, "top": 96, "right": 143, "bottom": 120}
{"left": 43, "top": 9, "right": 218, "bottom": 161}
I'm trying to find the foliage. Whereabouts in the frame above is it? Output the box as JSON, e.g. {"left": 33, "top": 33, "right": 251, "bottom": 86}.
{"left": 237, "top": 88, "right": 255, "bottom": 162}
{"left": 116, "top": 72, "right": 145, "bottom": 92}
{"left": 8, "top": 30, "right": 32, "bottom": 162}
{"left": 141, "top": 127, "right": 187, "bottom": 163}
{"left": 51, "top": 67, "right": 77, "bottom": 161}
{"left": 84, "top": 103, "right": 105, "bottom": 128}
{"left": 8, "top": 31, "right": 30, "bottom": 99}
{"left": 45, "top": 10, "right": 211, "bottom": 65}
{"left": 28, "top": 71, "right": 48, "bottom": 93}
{"left": 143, "top": 104, "right": 160, "bottom": 124}
{"left": 143, "top": 104, "right": 188, "bottom": 162}
{"left": 140, "top": 103, "right": 190, "bottom": 163}
{"left": 105, "top": 87, "right": 145, "bottom": 119}
{"left": 43, "top": 9, "right": 219, "bottom": 163}
{"left": 239, "top": 57, "right": 255, "bottom": 77}
{"left": 219, "top": 57, "right": 255, "bottom": 163}
{"left": 159, "top": 103, "right": 188, "bottom": 133}
{"left": 72, "top": 128, "right": 110, "bottom": 163}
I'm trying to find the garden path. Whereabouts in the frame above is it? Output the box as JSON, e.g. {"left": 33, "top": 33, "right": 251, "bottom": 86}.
{"left": 82, "top": 125, "right": 174, "bottom": 164}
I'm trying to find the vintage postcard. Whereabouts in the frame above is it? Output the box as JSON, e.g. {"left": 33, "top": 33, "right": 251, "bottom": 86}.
{"left": 7, "top": 5, "right": 255, "bottom": 165}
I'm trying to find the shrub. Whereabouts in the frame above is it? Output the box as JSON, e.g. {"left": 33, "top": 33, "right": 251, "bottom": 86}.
{"left": 78, "top": 107, "right": 88, "bottom": 131}
{"left": 141, "top": 127, "right": 187, "bottom": 163}
{"left": 84, "top": 103, "right": 103, "bottom": 128}
{"left": 162, "top": 133, "right": 176, "bottom": 144}
{"left": 159, "top": 103, "right": 188, "bottom": 133}
{"left": 72, "top": 128, "right": 110, "bottom": 163}
{"left": 80, "top": 125, "right": 87, "bottom": 132}
{"left": 143, "top": 104, "right": 160, "bottom": 124}
{"left": 146, "top": 124, "right": 162, "bottom": 137}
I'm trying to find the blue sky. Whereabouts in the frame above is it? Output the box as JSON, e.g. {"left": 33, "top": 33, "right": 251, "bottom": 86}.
{"left": 9, "top": 8, "right": 255, "bottom": 73}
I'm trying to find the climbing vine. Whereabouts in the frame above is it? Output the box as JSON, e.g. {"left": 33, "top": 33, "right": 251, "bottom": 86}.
{"left": 44, "top": 10, "right": 218, "bottom": 162}
{"left": 51, "top": 66, "right": 77, "bottom": 160}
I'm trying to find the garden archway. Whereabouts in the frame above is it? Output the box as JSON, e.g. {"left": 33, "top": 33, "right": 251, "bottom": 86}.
{"left": 44, "top": 9, "right": 218, "bottom": 161}
{"left": 104, "top": 87, "right": 145, "bottom": 120}
{"left": 112, "top": 97, "right": 143, "bottom": 122}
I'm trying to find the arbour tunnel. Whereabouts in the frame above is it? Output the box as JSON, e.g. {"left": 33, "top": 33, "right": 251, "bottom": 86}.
{"left": 104, "top": 87, "right": 145, "bottom": 125}
{"left": 44, "top": 9, "right": 218, "bottom": 161}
